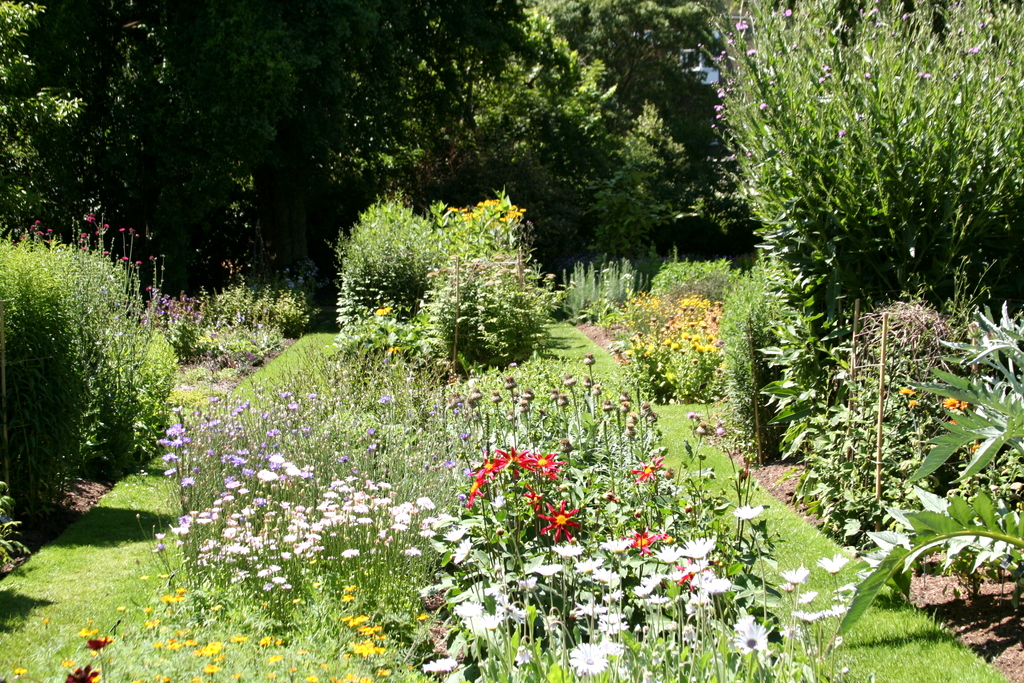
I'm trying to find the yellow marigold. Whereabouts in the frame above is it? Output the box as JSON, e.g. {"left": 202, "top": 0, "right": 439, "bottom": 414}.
{"left": 942, "top": 398, "right": 969, "bottom": 411}
{"left": 259, "top": 636, "right": 274, "bottom": 646}
{"left": 350, "top": 639, "right": 386, "bottom": 657}
{"left": 268, "top": 655, "right": 285, "bottom": 664}
{"left": 341, "top": 595, "right": 356, "bottom": 603}
{"left": 899, "top": 387, "right": 917, "bottom": 395}
{"left": 62, "top": 660, "right": 76, "bottom": 668}
{"left": 416, "top": 614, "right": 429, "bottom": 621}
{"left": 161, "top": 594, "right": 186, "bottom": 603}
{"left": 230, "top": 636, "right": 248, "bottom": 643}
{"left": 79, "top": 629, "right": 100, "bottom": 638}
{"left": 195, "top": 642, "right": 223, "bottom": 657}
{"left": 204, "top": 665, "right": 222, "bottom": 674}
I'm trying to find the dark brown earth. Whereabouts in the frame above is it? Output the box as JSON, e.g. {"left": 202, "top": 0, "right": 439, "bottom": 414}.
{"left": 576, "top": 322, "right": 1024, "bottom": 682}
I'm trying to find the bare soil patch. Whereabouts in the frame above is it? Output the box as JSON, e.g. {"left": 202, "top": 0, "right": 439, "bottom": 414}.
{"left": 576, "top": 323, "right": 620, "bottom": 352}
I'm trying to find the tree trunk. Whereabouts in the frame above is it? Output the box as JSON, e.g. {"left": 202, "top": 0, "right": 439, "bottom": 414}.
{"left": 253, "top": 161, "right": 308, "bottom": 272}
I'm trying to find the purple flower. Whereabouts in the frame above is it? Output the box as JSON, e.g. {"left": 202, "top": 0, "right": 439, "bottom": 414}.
{"left": 288, "top": 402, "right": 299, "bottom": 410}
{"left": 267, "top": 429, "right": 281, "bottom": 438}
{"left": 838, "top": 130, "right": 846, "bottom": 137}
{"left": 254, "top": 497, "right": 268, "bottom": 507}
{"left": 736, "top": 20, "right": 749, "bottom": 30}
{"left": 379, "top": 395, "right": 393, "bottom": 405}
{"left": 162, "top": 453, "right": 179, "bottom": 462}
{"left": 181, "top": 477, "right": 195, "bottom": 487}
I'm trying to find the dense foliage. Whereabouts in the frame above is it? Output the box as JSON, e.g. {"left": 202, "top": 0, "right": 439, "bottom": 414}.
{"left": 0, "top": 232, "right": 175, "bottom": 516}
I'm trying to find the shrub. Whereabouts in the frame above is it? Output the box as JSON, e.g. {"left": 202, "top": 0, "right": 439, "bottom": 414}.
{"left": 425, "top": 256, "right": 558, "bottom": 369}
{"left": 651, "top": 258, "right": 738, "bottom": 302}
{"left": 208, "top": 275, "right": 315, "bottom": 339}
{"left": 560, "top": 258, "right": 650, "bottom": 324}
{"left": 335, "top": 200, "right": 444, "bottom": 322}
{"left": 0, "top": 236, "right": 174, "bottom": 514}
{"left": 616, "top": 292, "right": 725, "bottom": 403}
{"left": 719, "top": 261, "right": 784, "bottom": 462}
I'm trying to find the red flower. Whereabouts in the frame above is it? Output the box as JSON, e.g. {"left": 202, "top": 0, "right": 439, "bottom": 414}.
{"left": 631, "top": 456, "right": 665, "bottom": 483}
{"left": 523, "top": 484, "right": 543, "bottom": 512}
{"left": 67, "top": 666, "right": 102, "bottom": 683}
{"left": 466, "top": 478, "right": 485, "bottom": 508}
{"left": 497, "top": 447, "right": 535, "bottom": 474}
{"left": 85, "top": 636, "right": 114, "bottom": 651}
{"left": 538, "top": 500, "right": 581, "bottom": 543}
{"left": 630, "top": 530, "right": 668, "bottom": 556}
{"left": 528, "top": 452, "right": 565, "bottom": 480}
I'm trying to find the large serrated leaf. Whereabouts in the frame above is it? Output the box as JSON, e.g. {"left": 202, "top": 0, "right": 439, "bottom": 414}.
{"left": 972, "top": 492, "right": 999, "bottom": 532}
{"left": 905, "top": 510, "right": 964, "bottom": 536}
{"left": 914, "top": 486, "right": 949, "bottom": 513}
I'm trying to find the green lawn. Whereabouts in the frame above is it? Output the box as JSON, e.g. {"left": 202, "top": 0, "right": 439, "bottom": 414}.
{"left": 0, "top": 466, "right": 176, "bottom": 670}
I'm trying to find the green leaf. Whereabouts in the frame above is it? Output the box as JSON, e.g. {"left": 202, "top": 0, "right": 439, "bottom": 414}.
{"left": 972, "top": 492, "right": 999, "bottom": 532}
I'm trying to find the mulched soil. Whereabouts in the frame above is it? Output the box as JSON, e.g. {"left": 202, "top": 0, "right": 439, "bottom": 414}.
{"left": 576, "top": 321, "right": 1024, "bottom": 681}
{"left": 1, "top": 479, "right": 112, "bottom": 580}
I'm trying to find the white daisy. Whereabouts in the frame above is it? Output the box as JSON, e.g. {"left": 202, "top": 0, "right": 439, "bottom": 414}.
{"left": 576, "top": 558, "right": 604, "bottom": 574}
{"left": 797, "top": 591, "right": 818, "bottom": 604}
{"left": 817, "top": 554, "right": 849, "bottom": 574}
{"left": 591, "top": 568, "right": 616, "bottom": 584}
{"left": 444, "top": 527, "right": 467, "bottom": 542}
{"left": 598, "top": 613, "right": 628, "bottom": 635}
{"left": 695, "top": 575, "right": 732, "bottom": 594}
{"left": 553, "top": 544, "right": 585, "bottom": 558}
{"left": 422, "top": 657, "right": 458, "bottom": 673}
{"left": 732, "top": 616, "right": 770, "bottom": 654}
{"left": 780, "top": 566, "right": 810, "bottom": 585}
{"left": 680, "top": 538, "right": 716, "bottom": 559}
{"left": 453, "top": 601, "right": 484, "bottom": 619}
{"left": 569, "top": 643, "right": 609, "bottom": 676}
{"left": 600, "top": 539, "right": 632, "bottom": 553}
{"left": 653, "top": 545, "right": 687, "bottom": 564}
{"left": 453, "top": 538, "right": 473, "bottom": 564}
{"left": 734, "top": 505, "right": 765, "bottom": 520}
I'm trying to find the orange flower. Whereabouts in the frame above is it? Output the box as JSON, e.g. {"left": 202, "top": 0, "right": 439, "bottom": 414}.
{"left": 942, "top": 398, "right": 969, "bottom": 411}
{"left": 899, "top": 387, "right": 917, "bottom": 396}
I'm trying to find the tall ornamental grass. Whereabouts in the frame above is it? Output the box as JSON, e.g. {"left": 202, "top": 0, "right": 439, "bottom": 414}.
{"left": 726, "top": 0, "right": 1024, "bottom": 317}
{"left": 0, "top": 235, "right": 174, "bottom": 516}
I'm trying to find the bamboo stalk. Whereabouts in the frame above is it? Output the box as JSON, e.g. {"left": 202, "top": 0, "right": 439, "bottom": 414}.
{"left": 874, "top": 311, "right": 889, "bottom": 533}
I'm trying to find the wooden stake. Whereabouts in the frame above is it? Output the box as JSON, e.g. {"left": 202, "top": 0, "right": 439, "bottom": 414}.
{"left": 874, "top": 311, "right": 889, "bottom": 533}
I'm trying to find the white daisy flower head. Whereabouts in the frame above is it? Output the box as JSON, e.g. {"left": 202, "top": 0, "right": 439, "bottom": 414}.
{"left": 598, "top": 612, "right": 628, "bottom": 634}
{"left": 680, "top": 538, "right": 716, "bottom": 560}
{"left": 600, "top": 539, "right": 633, "bottom": 553}
{"left": 453, "top": 538, "right": 473, "bottom": 564}
{"left": 553, "top": 544, "right": 585, "bottom": 558}
{"left": 653, "top": 545, "right": 687, "bottom": 564}
{"left": 576, "top": 558, "right": 604, "bottom": 574}
{"left": 780, "top": 566, "right": 810, "bottom": 585}
{"left": 695, "top": 575, "right": 732, "bottom": 594}
{"left": 453, "top": 601, "right": 485, "bottom": 619}
{"left": 444, "top": 527, "right": 468, "bottom": 542}
{"left": 573, "top": 601, "right": 608, "bottom": 617}
{"left": 569, "top": 642, "right": 610, "bottom": 676}
{"left": 732, "top": 615, "right": 770, "bottom": 654}
{"left": 422, "top": 657, "right": 458, "bottom": 673}
{"left": 797, "top": 591, "right": 818, "bottom": 604}
{"left": 480, "top": 613, "right": 504, "bottom": 630}
{"left": 591, "top": 568, "right": 616, "bottom": 584}
{"left": 817, "top": 554, "right": 850, "bottom": 574}
{"left": 734, "top": 505, "right": 765, "bottom": 521}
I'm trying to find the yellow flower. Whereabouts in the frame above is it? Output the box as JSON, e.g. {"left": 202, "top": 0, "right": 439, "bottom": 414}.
{"left": 13, "top": 668, "right": 28, "bottom": 675}
{"left": 306, "top": 678, "right": 320, "bottom": 683}
{"left": 161, "top": 594, "right": 186, "bottom": 603}
{"left": 268, "top": 655, "right": 285, "bottom": 664}
{"left": 416, "top": 614, "right": 429, "bottom": 621}
{"left": 80, "top": 629, "right": 100, "bottom": 638}
{"left": 377, "top": 670, "right": 392, "bottom": 677}
{"left": 204, "top": 665, "right": 222, "bottom": 674}
{"left": 195, "top": 642, "right": 223, "bottom": 657}
{"left": 899, "top": 387, "right": 917, "bottom": 395}
{"left": 230, "top": 636, "right": 248, "bottom": 643}
{"left": 341, "top": 595, "right": 355, "bottom": 603}
{"left": 145, "top": 620, "right": 161, "bottom": 629}
{"left": 259, "top": 637, "right": 274, "bottom": 647}
{"left": 343, "top": 586, "right": 357, "bottom": 592}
